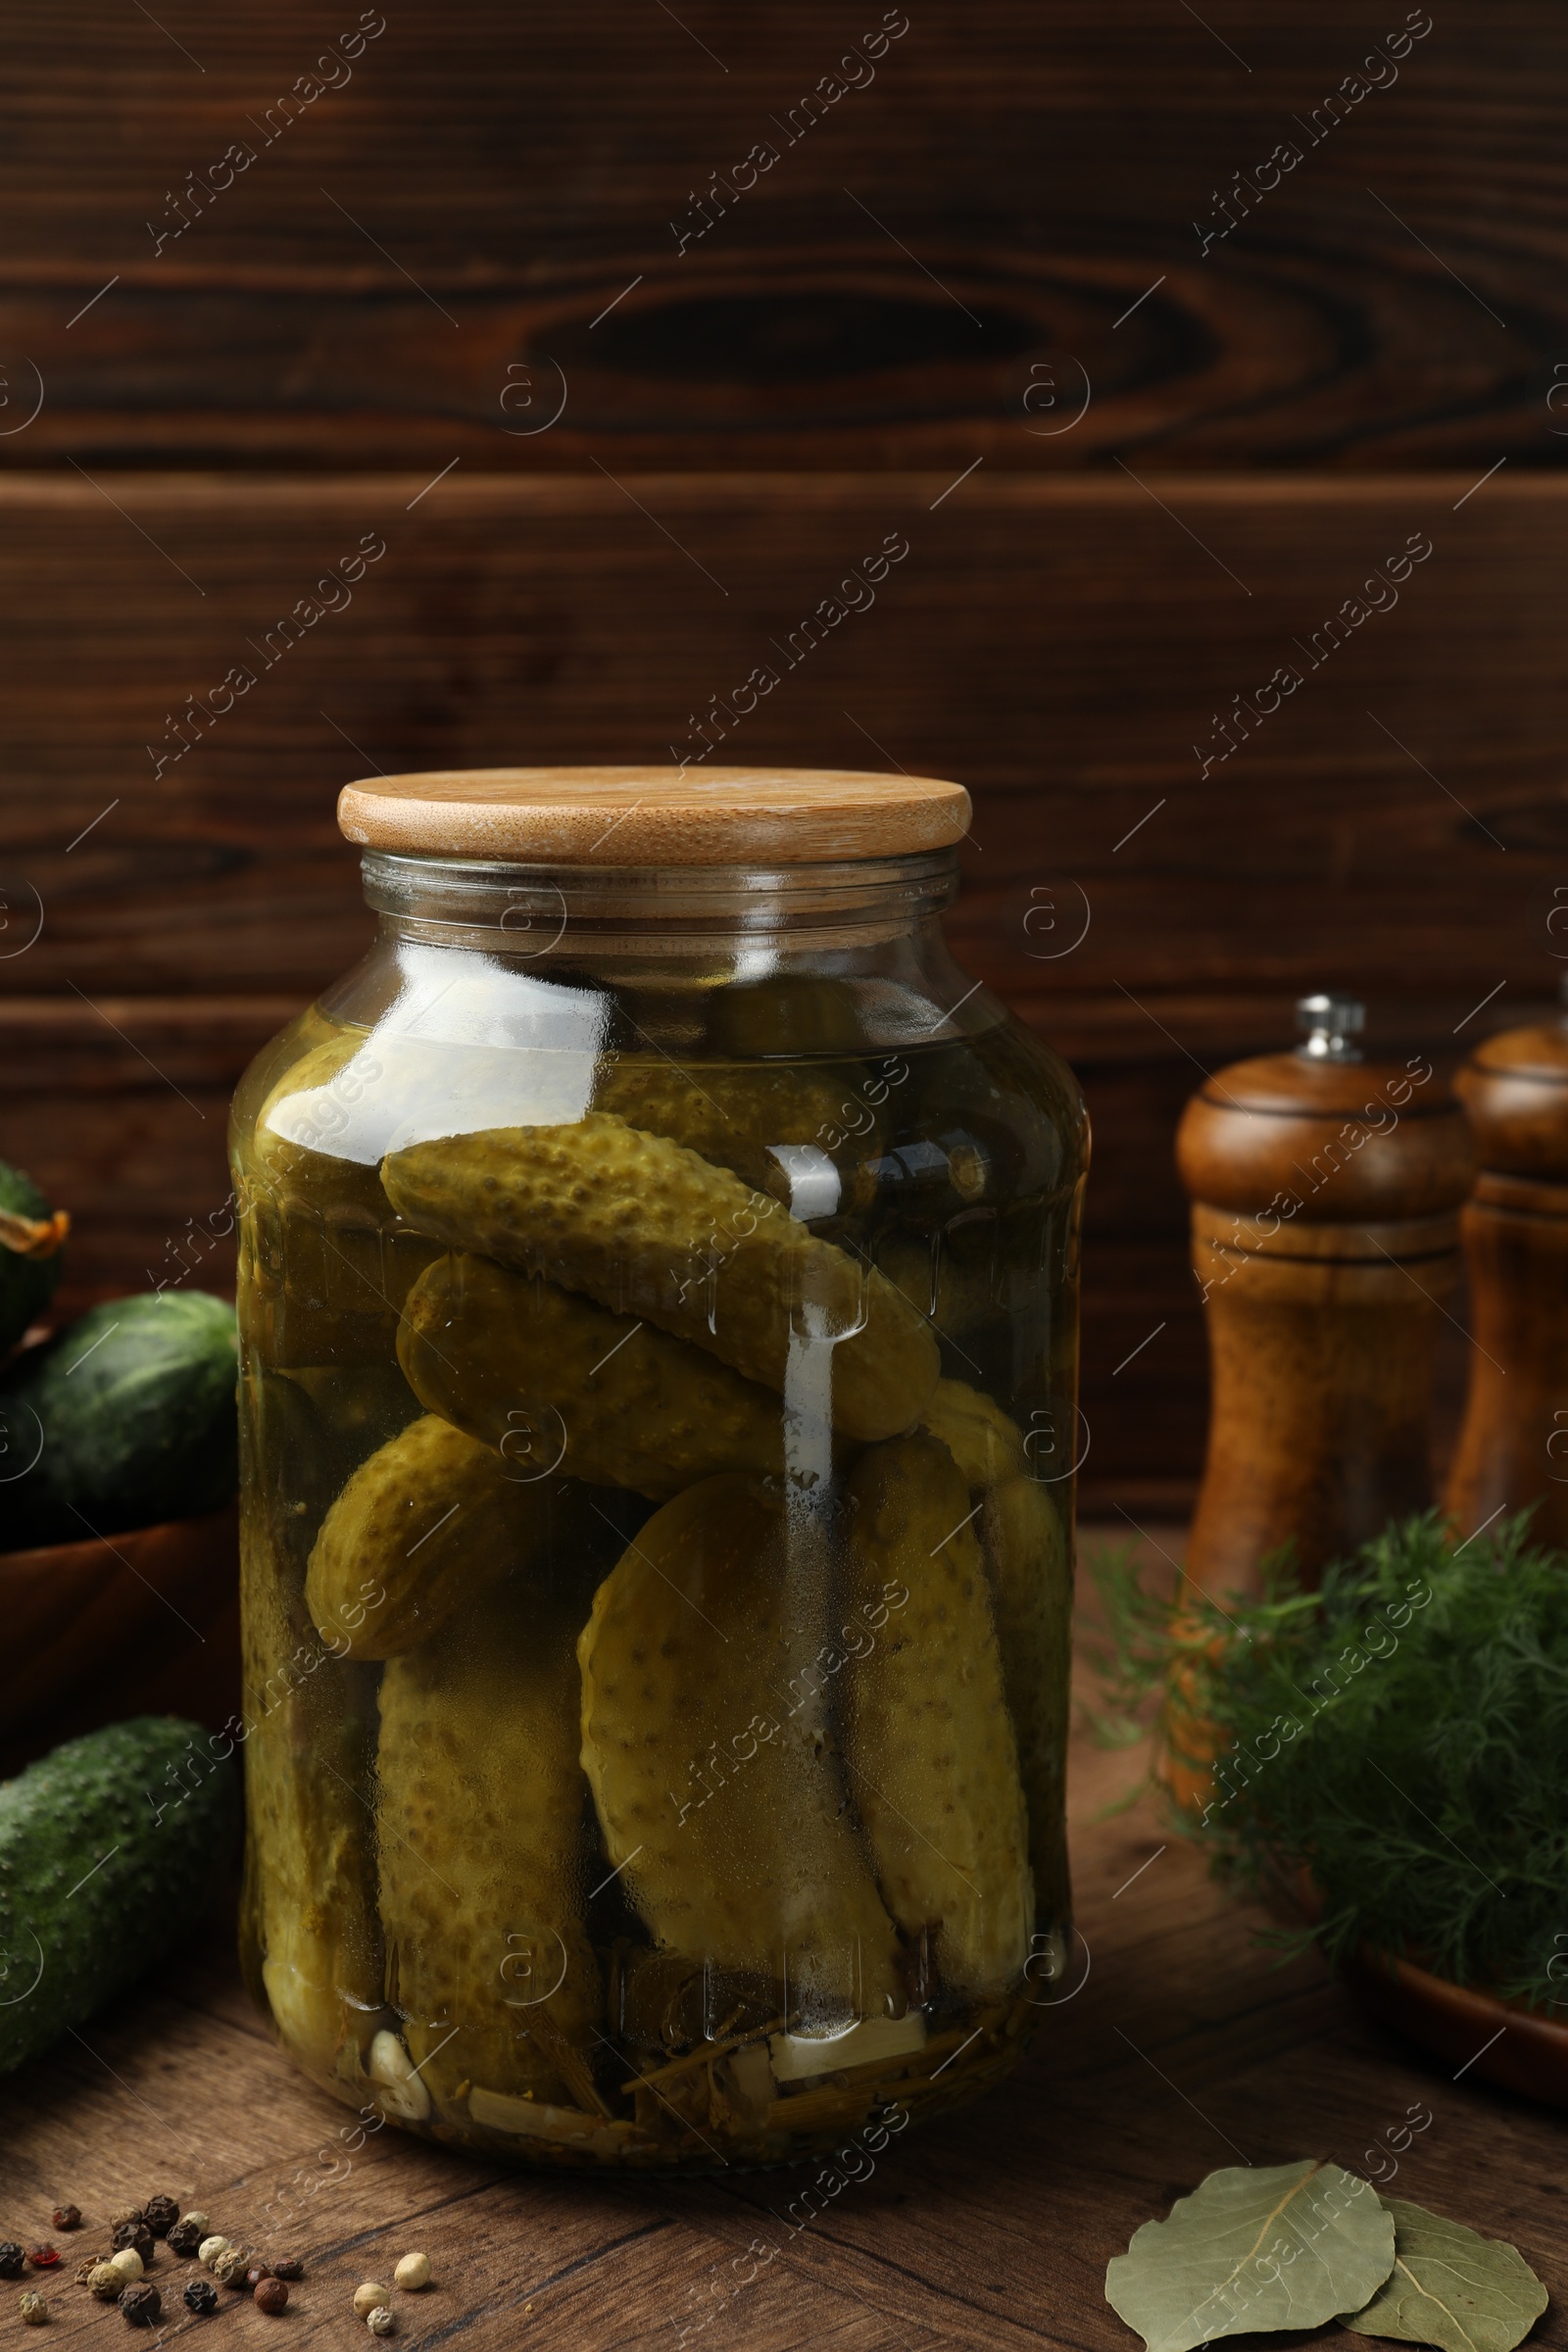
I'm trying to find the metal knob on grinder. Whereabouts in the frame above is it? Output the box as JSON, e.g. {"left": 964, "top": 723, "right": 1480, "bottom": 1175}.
{"left": 1296, "top": 992, "right": 1365, "bottom": 1062}
{"left": 1176, "top": 997, "right": 1475, "bottom": 1595}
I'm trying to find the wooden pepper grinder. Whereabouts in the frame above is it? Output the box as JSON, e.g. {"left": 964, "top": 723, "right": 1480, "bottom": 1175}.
{"left": 1176, "top": 995, "right": 1475, "bottom": 1595}
{"left": 1446, "top": 977, "right": 1568, "bottom": 1547}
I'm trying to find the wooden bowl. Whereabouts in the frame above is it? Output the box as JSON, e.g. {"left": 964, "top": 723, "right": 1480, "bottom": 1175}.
{"left": 1291, "top": 1870, "right": 1568, "bottom": 2109}
{"left": 1341, "top": 1942, "right": 1568, "bottom": 2110}
{"left": 0, "top": 1501, "right": 240, "bottom": 1780}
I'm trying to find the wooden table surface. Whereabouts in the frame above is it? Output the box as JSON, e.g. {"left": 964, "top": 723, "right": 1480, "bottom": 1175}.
{"left": 1, "top": 1532, "right": 1562, "bottom": 2352}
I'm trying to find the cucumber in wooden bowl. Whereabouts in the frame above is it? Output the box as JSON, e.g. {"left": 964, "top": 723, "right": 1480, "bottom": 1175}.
{"left": 0, "top": 1292, "right": 238, "bottom": 1551}
{"left": 0, "top": 1158, "right": 67, "bottom": 1359}
{"left": 0, "top": 1716, "right": 239, "bottom": 2077}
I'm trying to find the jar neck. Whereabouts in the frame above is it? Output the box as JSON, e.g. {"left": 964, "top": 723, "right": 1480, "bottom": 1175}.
{"left": 360, "top": 847, "right": 960, "bottom": 961}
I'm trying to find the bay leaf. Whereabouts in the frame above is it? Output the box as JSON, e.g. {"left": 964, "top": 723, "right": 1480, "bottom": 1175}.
{"left": 1105, "top": 2158, "right": 1396, "bottom": 2352}
{"left": 1341, "top": 2197, "right": 1548, "bottom": 2352}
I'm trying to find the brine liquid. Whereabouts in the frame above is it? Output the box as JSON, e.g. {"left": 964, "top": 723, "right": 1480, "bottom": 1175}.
{"left": 231, "top": 998, "right": 1085, "bottom": 2171}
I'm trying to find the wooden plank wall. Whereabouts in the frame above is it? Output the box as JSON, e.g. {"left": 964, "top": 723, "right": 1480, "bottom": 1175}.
{"left": 1, "top": 2, "right": 1560, "bottom": 1505}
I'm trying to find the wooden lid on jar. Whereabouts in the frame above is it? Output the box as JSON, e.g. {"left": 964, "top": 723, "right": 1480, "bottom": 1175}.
{"left": 338, "top": 767, "right": 971, "bottom": 864}
{"left": 1456, "top": 995, "right": 1568, "bottom": 1180}
{"left": 1177, "top": 996, "right": 1475, "bottom": 1226}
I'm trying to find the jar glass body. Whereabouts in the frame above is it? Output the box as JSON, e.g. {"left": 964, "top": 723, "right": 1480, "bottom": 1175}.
{"left": 229, "top": 849, "right": 1088, "bottom": 2172}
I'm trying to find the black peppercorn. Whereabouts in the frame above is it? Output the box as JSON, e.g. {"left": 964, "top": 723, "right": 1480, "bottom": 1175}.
{"left": 270, "top": 2256, "right": 304, "bottom": 2281}
{"left": 183, "top": 2278, "right": 220, "bottom": 2317}
{"left": 141, "top": 2196, "right": 179, "bottom": 2240}
{"left": 111, "top": 2223, "right": 154, "bottom": 2264}
{"left": 0, "top": 2243, "right": 25, "bottom": 2278}
{"left": 120, "top": 2281, "right": 162, "bottom": 2328}
{"left": 166, "top": 2219, "right": 203, "bottom": 2260}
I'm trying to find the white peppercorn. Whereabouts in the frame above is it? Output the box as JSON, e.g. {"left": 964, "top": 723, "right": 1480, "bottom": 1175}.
{"left": 109, "top": 2251, "right": 144, "bottom": 2284}
{"left": 197, "top": 2237, "right": 228, "bottom": 2270}
{"left": 394, "top": 2253, "right": 431, "bottom": 2292}
{"left": 368, "top": 2310, "right": 396, "bottom": 2339}
{"left": 353, "top": 2282, "right": 391, "bottom": 2319}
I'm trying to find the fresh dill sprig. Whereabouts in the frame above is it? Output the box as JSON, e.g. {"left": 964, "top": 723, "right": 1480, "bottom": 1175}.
{"left": 1082, "top": 1512, "right": 1568, "bottom": 2017}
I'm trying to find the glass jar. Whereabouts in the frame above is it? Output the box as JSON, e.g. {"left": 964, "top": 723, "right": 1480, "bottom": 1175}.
{"left": 229, "top": 768, "right": 1089, "bottom": 2172}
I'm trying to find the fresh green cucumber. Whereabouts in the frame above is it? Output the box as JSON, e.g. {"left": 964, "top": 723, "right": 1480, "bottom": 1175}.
{"left": 0, "top": 1159, "right": 63, "bottom": 1359}
{"left": 0, "top": 1717, "right": 239, "bottom": 2077}
{"left": 0, "top": 1291, "right": 238, "bottom": 1548}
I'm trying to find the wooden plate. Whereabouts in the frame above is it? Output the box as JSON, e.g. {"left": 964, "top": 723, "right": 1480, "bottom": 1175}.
{"left": 1341, "top": 1943, "right": 1568, "bottom": 2110}
{"left": 0, "top": 1502, "right": 240, "bottom": 1779}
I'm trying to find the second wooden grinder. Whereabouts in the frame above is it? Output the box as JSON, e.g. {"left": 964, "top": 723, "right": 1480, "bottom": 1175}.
{"left": 1446, "top": 980, "right": 1568, "bottom": 1547}
{"left": 1178, "top": 995, "right": 1475, "bottom": 1594}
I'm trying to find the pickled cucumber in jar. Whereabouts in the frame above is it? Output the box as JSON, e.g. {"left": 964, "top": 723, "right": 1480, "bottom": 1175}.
{"left": 396, "top": 1251, "right": 788, "bottom": 1498}
{"left": 237, "top": 1359, "right": 387, "bottom": 2085}
{"left": 579, "top": 1473, "right": 907, "bottom": 2025}
{"left": 375, "top": 1568, "right": 607, "bottom": 2123}
{"left": 380, "top": 1111, "right": 942, "bottom": 1443}
{"left": 841, "top": 1434, "right": 1033, "bottom": 1998}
